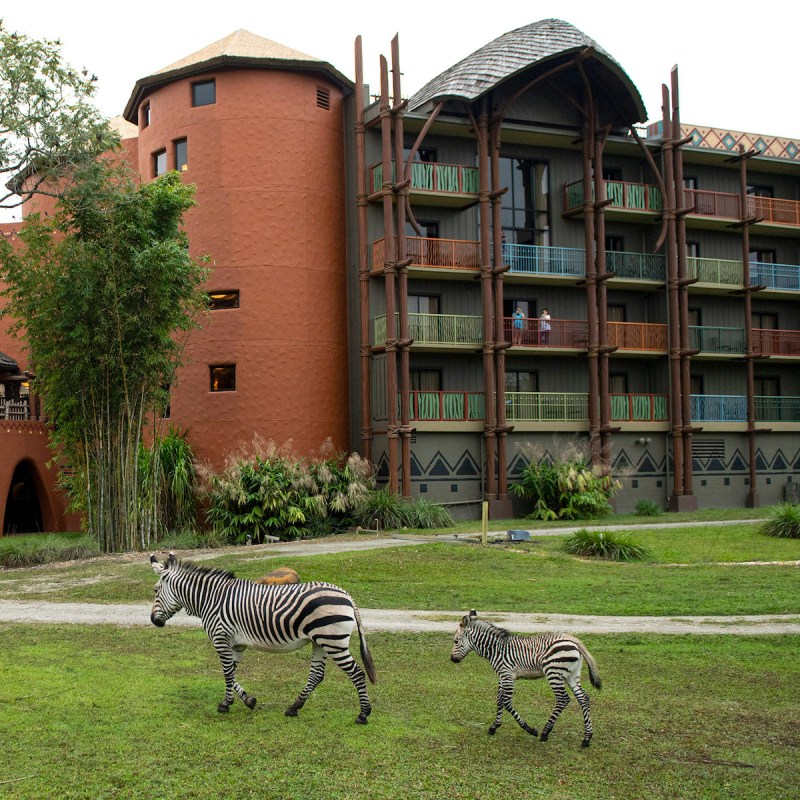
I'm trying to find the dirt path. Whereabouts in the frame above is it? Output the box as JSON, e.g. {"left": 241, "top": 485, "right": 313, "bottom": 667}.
{"left": 1, "top": 600, "right": 798, "bottom": 635}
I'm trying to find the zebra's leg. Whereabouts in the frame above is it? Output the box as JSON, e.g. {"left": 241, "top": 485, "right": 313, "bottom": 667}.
{"left": 540, "top": 672, "right": 570, "bottom": 742}
{"left": 568, "top": 678, "right": 593, "bottom": 748}
{"left": 214, "top": 641, "right": 256, "bottom": 712}
{"left": 285, "top": 644, "right": 328, "bottom": 718}
{"left": 328, "top": 644, "right": 372, "bottom": 725}
{"left": 490, "top": 676, "right": 537, "bottom": 736}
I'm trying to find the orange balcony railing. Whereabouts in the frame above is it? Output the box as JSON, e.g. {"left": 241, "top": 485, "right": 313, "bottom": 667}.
{"left": 372, "top": 237, "right": 481, "bottom": 272}
{"left": 607, "top": 321, "right": 668, "bottom": 351}
{"left": 752, "top": 328, "right": 800, "bottom": 356}
{"left": 685, "top": 189, "right": 800, "bottom": 227}
{"left": 505, "top": 317, "right": 588, "bottom": 348}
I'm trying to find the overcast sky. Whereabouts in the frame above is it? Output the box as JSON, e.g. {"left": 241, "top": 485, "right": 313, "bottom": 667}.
{"left": 3, "top": 0, "right": 797, "bottom": 220}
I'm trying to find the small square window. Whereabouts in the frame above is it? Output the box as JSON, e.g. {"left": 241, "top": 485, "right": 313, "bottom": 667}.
{"left": 192, "top": 80, "right": 216, "bottom": 107}
{"left": 210, "top": 365, "right": 236, "bottom": 392}
{"left": 154, "top": 149, "right": 167, "bottom": 177}
{"left": 208, "top": 290, "right": 240, "bottom": 310}
{"left": 174, "top": 139, "right": 188, "bottom": 172}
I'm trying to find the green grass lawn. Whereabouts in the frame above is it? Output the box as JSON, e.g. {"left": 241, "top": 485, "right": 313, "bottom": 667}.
{"left": 0, "top": 625, "right": 796, "bottom": 800}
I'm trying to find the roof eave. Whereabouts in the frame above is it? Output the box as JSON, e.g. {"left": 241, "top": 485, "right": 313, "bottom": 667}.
{"left": 123, "top": 55, "right": 354, "bottom": 122}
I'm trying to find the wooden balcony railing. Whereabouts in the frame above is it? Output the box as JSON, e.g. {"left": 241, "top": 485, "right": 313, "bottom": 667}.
{"left": 563, "top": 179, "right": 663, "bottom": 213}
{"left": 691, "top": 395, "right": 800, "bottom": 422}
{"left": 373, "top": 313, "right": 482, "bottom": 346}
{"left": 752, "top": 328, "right": 800, "bottom": 356}
{"left": 685, "top": 189, "right": 800, "bottom": 227}
{"left": 505, "top": 317, "right": 588, "bottom": 348}
{"left": 370, "top": 161, "right": 480, "bottom": 196}
{"left": 0, "top": 397, "right": 32, "bottom": 420}
{"left": 372, "top": 237, "right": 481, "bottom": 272}
{"left": 607, "top": 321, "right": 668, "bottom": 351}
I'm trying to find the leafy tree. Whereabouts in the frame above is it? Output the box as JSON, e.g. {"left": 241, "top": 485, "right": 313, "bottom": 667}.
{"left": 0, "top": 20, "right": 117, "bottom": 207}
{"left": 0, "top": 162, "right": 208, "bottom": 551}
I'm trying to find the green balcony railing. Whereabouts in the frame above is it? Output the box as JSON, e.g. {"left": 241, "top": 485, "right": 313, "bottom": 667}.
{"left": 687, "top": 257, "right": 743, "bottom": 285}
{"left": 373, "top": 313, "right": 482, "bottom": 346}
{"left": 688, "top": 326, "right": 746, "bottom": 354}
{"left": 402, "top": 391, "right": 485, "bottom": 421}
{"left": 371, "top": 161, "right": 479, "bottom": 196}
{"left": 563, "top": 180, "right": 663, "bottom": 213}
{"left": 606, "top": 250, "right": 666, "bottom": 281}
{"left": 610, "top": 394, "right": 669, "bottom": 421}
{"left": 755, "top": 396, "right": 800, "bottom": 421}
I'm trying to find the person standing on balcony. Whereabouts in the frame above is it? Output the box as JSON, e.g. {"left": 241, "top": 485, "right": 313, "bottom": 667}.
{"left": 539, "top": 308, "right": 551, "bottom": 345}
{"left": 512, "top": 307, "right": 525, "bottom": 345}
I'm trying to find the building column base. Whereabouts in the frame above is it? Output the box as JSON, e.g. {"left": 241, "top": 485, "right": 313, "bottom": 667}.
{"left": 668, "top": 495, "right": 698, "bottom": 512}
{"left": 745, "top": 492, "right": 760, "bottom": 509}
{"left": 488, "top": 497, "right": 514, "bottom": 520}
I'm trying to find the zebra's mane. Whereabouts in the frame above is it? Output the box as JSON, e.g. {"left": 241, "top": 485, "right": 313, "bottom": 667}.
{"left": 470, "top": 618, "right": 512, "bottom": 639}
{"left": 172, "top": 559, "right": 237, "bottom": 582}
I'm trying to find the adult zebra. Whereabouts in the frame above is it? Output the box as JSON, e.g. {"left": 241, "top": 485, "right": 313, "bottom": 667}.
{"left": 450, "top": 610, "right": 601, "bottom": 747}
{"left": 150, "top": 553, "right": 376, "bottom": 724}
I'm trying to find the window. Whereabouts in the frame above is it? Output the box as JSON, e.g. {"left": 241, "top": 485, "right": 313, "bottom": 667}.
{"left": 607, "top": 304, "right": 626, "bottom": 322}
{"left": 752, "top": 311, "right": 778, "bottom": 330}
{"left": 754, "top": 376, "right": 780, "bottom": 396}
{"left": 500, "top": 157, "right": 550, "bottom": 247}
{"left": 602, "top": 167, "right": 623, "bottom": 181}
{"left": 750, "top": 249, "right": 776, "bottom": 264}
{"left": 690, "top": 375, "right": 704, "bottom": 395}
{"left": 316, "top": 87, "right": 331, "bottom": 110}
{"left": 192, "top": 79, "right": 216, "bottom": 107}
{"left": 609, "top": 373, "right": 628, "bottom": 394}
{"left": 405, "top": 220, "right": 439, "bottom": 239}
{"left": 208, "top": 291, "right": 240, "bottom": 310}
{"left": 605, "top": 235, "right": 624, "bottom": 252}
{"left": 688, "top": 307, "right": 702, "bottom": 327}
{"left": 141, "top": 103, "right": 151, "bottom": 128}
{"left": 174, "top": 139, "right": 188, "bottom": 172}
{"left": 747, "top": 184, "right": 773, "bottom": 198}
{"left": 686, "top": 241, "right": 701, "bottom": 258}
{"left": 410, "top": 369, "right": 441, "bottom": 391}
{"left": 502, "top": 299, "right": 536, "bottom": 319}
{"left": 153, "top": 149, "right": 167, "bottom": 177}
{"left": 683, "top": 176, "right": 697, "bottom": 190}
{"left": 403, "top": 146, "right": 437, "bottom": 163}
{"left": 506, "top": 370, "right": 538, "bottom": 393}
{"left": 210, "top": 365, "right": 236, "bottom": 392}
{"left": 408, "top": 294, "right": 439, "bottom": 314}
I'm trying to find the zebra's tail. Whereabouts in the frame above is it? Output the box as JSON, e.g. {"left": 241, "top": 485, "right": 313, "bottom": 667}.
{"left": 574, "top": 637, "right": 602, "bottom": 690}
{"left": 353, "top": 604, "right": 377, "bottom": 685}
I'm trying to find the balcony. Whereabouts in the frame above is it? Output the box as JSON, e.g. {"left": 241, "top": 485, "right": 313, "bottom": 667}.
{"left": 405, "top": 391, "right": 485, "bottom": 421}
{"left": 690, "top": 395, "right": 800, "bottom": 422}
{"left": 605, "top": 250, "right": 666, "bottom": 282}
{"left": 687, "top": 257, "right": 800, "bottom": 293}
{"left": 607, "top": 321, "right": 668, "bottom": 352}
{"left": 373, "top": 313, "right": 482, "bottom": 347}
{"left": 372, "top": 236, "right": 480, "bottom": 274}
{"left": 752, "top": 328, "right": 800, "bottom": 357}
{"left": 685, "top": 189, "right": 800, "bottom": 229}
{"left": 503, "top": 243, "right": 584, "bottom": 277}
{"left": 505, "top": 392, "right": 668, "bottom": 422}
{"left": 563, "top": 179, "right": 663, "bottom": 216}
{"left": 610, "top": 394, "right": 669, "bottom": 421}
{"left": 505, "top": 317, "right": 666, "bottom": 353}
{"left": 0, "top": 397, "right": 32, "bottom": 420}
{"left": 689, "top": 326, "right": 746, "bottom": 355}
{"left": 370, "top": 161, "right": 479, "bottom": 207}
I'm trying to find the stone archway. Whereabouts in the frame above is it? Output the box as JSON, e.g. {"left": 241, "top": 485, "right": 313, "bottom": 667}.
{"left": 3, "top": 461, "right": 44, "bottom": 534}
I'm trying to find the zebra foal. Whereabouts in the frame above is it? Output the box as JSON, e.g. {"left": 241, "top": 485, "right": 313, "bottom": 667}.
{"left": 450, "top": 610, "right": 601, "bottom": 747}
{"left": 150, "top": 553, "right": 376, "bottom": 724}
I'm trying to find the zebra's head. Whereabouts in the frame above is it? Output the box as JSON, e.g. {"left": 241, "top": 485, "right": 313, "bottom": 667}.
{"left": 450, "top": 609, "right": 478, "bottom": 663}
{"left": 150, "top": 552, "right": 181, "bottom": 627}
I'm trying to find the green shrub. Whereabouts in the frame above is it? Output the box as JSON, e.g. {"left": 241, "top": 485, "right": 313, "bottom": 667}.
{"left": 512, "top": 453, "right": 622, "bottom": 521}
{"left": 635, "top": 499, "right": 661, "bottom": 517}
{"left": 405, "top": 497, "right": 454, "bottom": 529}
{"left": 352, "top": 490, "right": 454, "bottom": 531}
{"left": 564, "top": 528, "right": 649, "bottom": 561}
{"left": 200, "top": 438, "right": 374, "bottom": 543}
{"left": 760, "top": 502, "right": 800, "bottom": 539}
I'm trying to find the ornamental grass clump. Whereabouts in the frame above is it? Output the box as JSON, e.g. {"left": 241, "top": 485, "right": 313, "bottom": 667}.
{"left": 760, "top": 502, "right": 800, "bottom": 539}
{"left": 0, "top": 534, "right": 99, "bottom": 568}
{"left": 564, "top": 528, "right": 649, "bottom": 562}
{"left": 635, "top": 499, "right": 661, "bottom": 517}
{"left": 512, "top": 441, "right": 622, "bottom": 521}
{"left": 351, "top": 489, "right": 454, "bottom": 531}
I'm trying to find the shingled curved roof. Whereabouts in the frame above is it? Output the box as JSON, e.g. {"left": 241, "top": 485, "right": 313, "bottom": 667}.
{"left": 408, "top": 19, "right": 646, "bottom": 123}
{"left": 124, "top": 29, "right": 352, "bottom": 122}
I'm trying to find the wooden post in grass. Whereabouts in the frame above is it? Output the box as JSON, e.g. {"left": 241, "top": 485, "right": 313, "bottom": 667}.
{"left": 481, "top": 501, "right": 489, "bottom": 545}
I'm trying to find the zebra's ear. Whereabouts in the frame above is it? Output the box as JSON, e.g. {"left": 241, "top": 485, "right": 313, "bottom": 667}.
{"left": 167, "top": 552, "right": 177, "bottom": 568}
{"left": 469, "top": 609, "right": 478, "bottom": 617}
{"left": 150, "top": 554, "right": 165, "bottom": 575}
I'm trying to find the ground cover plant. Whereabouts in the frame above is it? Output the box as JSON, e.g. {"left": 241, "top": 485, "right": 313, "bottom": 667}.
{"left": 0, "top": 533, "right": 99, "bottom": 568}
{"left": 760, "top": 502, "right": 800, "bottom": 539}
{"left": 1, "top": 524, "right": 798, "bottom": 617}
{"left": 0, "top": 626, "right": 796, "bottom": 800}
{"left": 563, "top": 528, "right": 650, "bottom": 561}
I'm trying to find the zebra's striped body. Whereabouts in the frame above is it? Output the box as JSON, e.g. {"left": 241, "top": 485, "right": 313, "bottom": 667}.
{"left": 450, "top": 610, "right": 601, "bottom": 747}
{"left": 150, "top": 554, "right": 376, "bottom": 724}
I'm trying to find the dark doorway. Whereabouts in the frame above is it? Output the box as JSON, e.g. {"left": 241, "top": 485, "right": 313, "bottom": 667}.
{"left": 4, "top": 462, "right": 44, "bottom": 534}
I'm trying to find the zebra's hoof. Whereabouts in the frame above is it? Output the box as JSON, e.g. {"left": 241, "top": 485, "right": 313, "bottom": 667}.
{"left": 217, "top": 702, "right": 230, "bottom": 713}
{"left": 487, "top": 727, "right": 497, "bottom": 736}
{"left": 523, "top": 724, "right": 538, "bottom": 736}
{"left": 284, "top": 707, "right": 299, "bottom": 717}
{"left": 540, "top": 732, "right": 549, "bottom": 741}
{"left": 356, "top": 713, "right": 369, "bottom": 725}
{"left": 581, "top": 739, "right": 591, "bottom": 748}
{"left": 244, "top": 696, "right": 257, "bottom": 710}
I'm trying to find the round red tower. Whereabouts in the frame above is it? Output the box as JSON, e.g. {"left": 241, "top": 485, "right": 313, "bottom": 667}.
{"left": 124, "top": 31, "right": 353, "bottom": 466}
